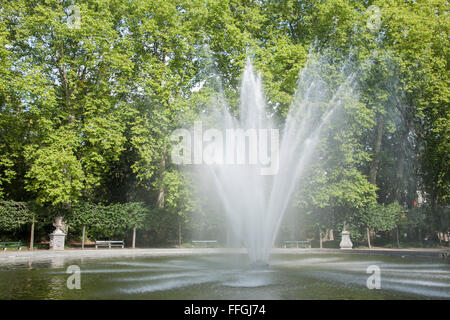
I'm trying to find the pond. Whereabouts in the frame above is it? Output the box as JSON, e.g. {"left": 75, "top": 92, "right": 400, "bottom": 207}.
{"left": 1, "top": 253, "right": 449, "bottom": 299}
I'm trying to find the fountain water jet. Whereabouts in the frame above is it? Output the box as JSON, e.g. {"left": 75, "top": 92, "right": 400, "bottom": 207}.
{"left": 189, "top": 56, "right": 357, "bottom": 265}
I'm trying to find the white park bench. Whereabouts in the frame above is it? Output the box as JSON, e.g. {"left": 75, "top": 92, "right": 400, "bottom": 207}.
{"left": 192, "top": 240, "right": 218, "bottom": 248}
{"left": 95, "top": 240, "right": 124, "bottom": 249}
{"left": 284, "top": 240, "right": 311, "bottom": 248}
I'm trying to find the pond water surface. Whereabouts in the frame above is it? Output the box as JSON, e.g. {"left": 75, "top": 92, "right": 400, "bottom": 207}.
{"left": 1, "top": 253, "right": 449, "bottom": 299}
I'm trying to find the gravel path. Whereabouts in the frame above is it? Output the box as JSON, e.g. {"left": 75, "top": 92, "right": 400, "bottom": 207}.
{"left": 0, "top": 247, "right": 447, "bottom": 265}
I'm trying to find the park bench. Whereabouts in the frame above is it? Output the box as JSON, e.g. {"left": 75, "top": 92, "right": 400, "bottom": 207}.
{"left": 0, "top": 241, "right": 22, "bottom": 251}
{"left": 192, "top": 240, "right": 218, "bottom": 248}
{"left": 284, "top": 240, "right": 311, "bottom": 248}
{"left": 95, "top": 240, "right": 124, "bottom": 249}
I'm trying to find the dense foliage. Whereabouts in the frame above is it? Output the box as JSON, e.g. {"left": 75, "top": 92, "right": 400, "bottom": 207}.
{"left": 0, "top": 0, "right": 448, "bottom": 247}
{"left": 0, "top": 200, "right": 32, "bottom": 232}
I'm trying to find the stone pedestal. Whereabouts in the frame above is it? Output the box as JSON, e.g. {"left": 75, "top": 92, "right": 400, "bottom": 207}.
{"left": 49, "top": 229, "right": 66, "bottom": 250}
{"left": 340, "top": 231, "right": 353, "bottom": 249}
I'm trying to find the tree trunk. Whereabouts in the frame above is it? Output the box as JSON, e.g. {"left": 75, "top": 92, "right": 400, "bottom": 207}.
{"left": 178, "top": 220, "right": 182, "bottom": 248}
{"left": 157, "top": 148, "right": 166, "bottom": 208}
{"left": 157, "top": 188, "right": 164, "bottom": 208}
{"left": 367, "top": 114, "right": 385, "bottom": 248}
{"left": 81, "top": 225, "right": 86, "bottom": 250}
{"left": 29, "top": 217, "right": 35, "bottom": 251}
{"left": 396, "top": 226, "right": 400, "bottom": 248}
{"left": 132, "top": 227, "right": 136, "bottom": 249}
{"left": 369, "top": 115, "right": 384, "bottom": 184}
{"left": 391, "top": 230, "right": 395, "bottom": 247}
{"left": 319, "top": 226, "right": 322, "bottom": 249}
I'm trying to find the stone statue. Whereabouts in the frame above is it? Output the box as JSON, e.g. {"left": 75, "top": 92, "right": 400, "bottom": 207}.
{"left": 49, "top": 216, "right": 66, "bottom": 250}
{"left": 52, "top": 216, "right": 67, "bottom": 234}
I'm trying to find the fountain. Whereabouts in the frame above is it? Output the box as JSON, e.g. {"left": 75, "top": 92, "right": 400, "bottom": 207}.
{"left": 181, "top": 56, "right": 357, "bottom": 265}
